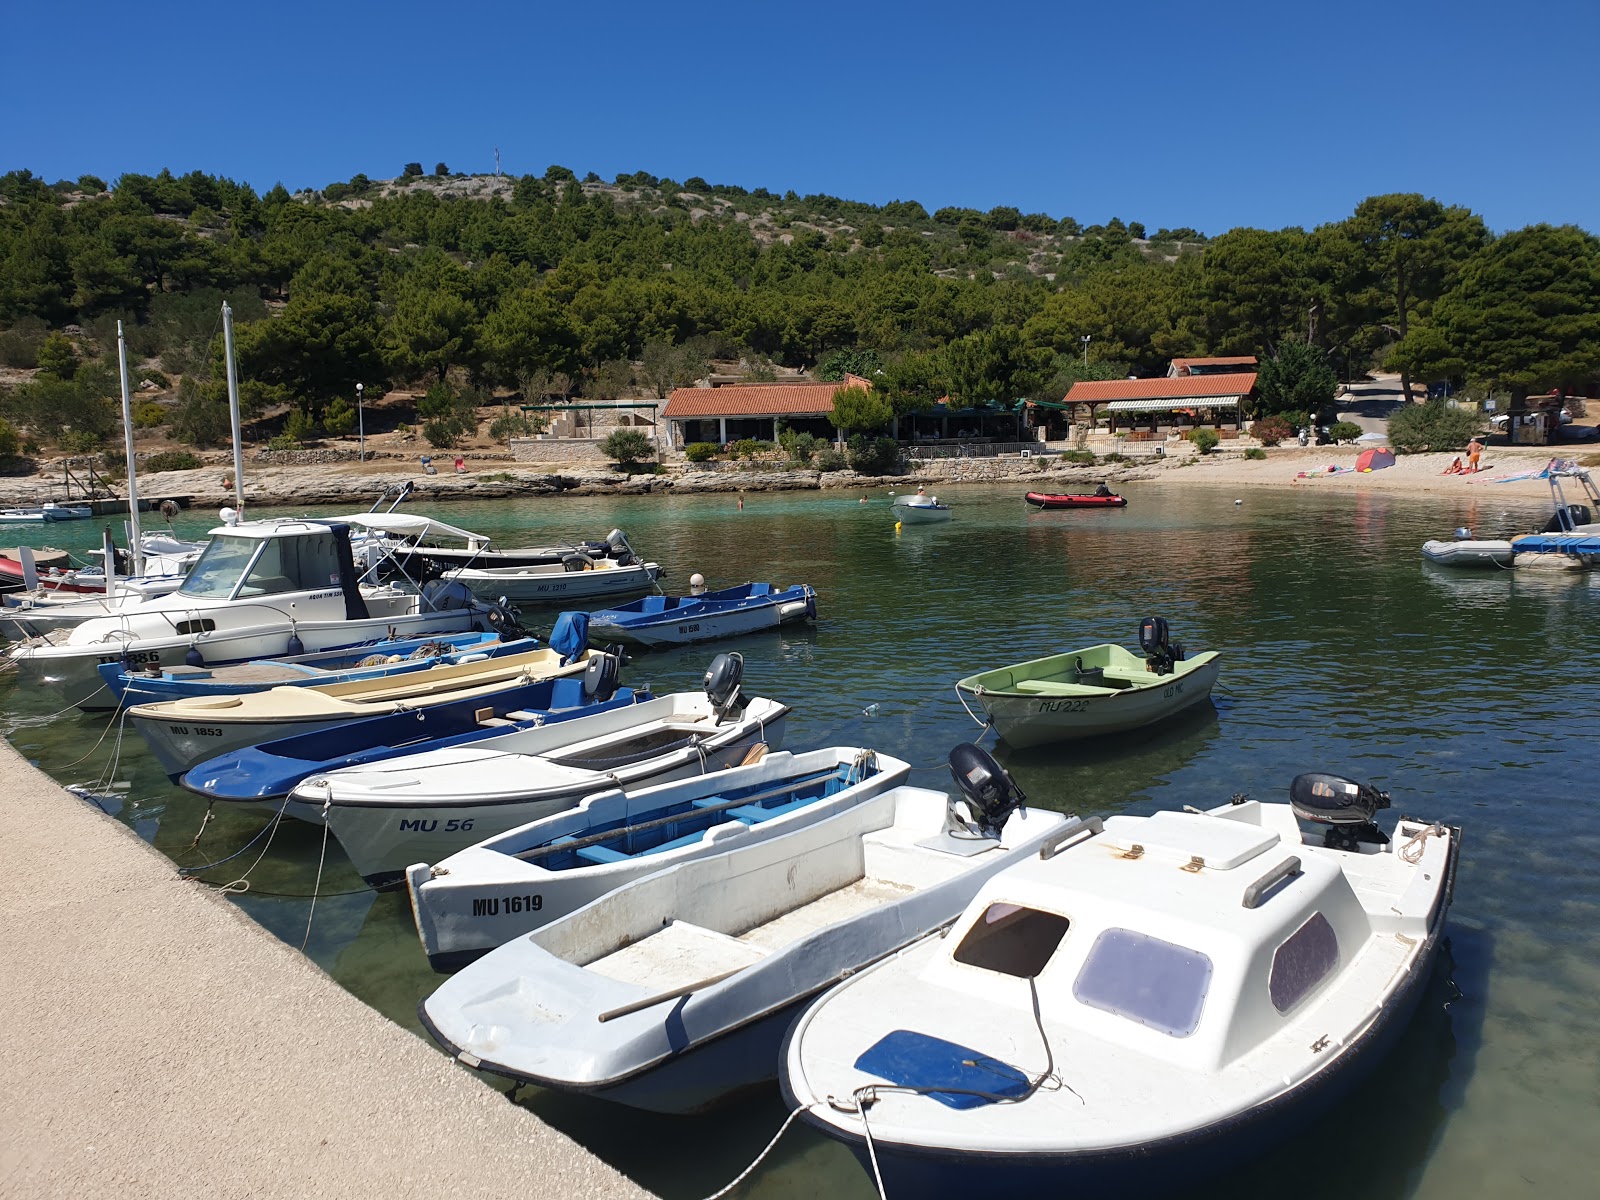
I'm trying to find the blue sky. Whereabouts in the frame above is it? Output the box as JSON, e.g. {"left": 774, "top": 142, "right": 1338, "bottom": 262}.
{"left": 4, "top": 0, "right": 1596, "bottom": 236}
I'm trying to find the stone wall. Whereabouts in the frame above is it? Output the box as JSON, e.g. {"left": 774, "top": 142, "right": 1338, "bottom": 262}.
{"left": 251, "top": 449, "right": 407, "bottom": 465}
{"left": 509, "top": 438, "right": 616, "bottom": 464}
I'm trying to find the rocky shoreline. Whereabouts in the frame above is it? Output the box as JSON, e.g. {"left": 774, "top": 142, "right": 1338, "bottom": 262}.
{"left": 1, "top": 443, "right": 1573, "bottom": 512}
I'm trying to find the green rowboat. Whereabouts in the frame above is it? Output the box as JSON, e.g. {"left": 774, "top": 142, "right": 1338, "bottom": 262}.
{"left": 955, "top": 629, "right": 1220, "bottom": 749}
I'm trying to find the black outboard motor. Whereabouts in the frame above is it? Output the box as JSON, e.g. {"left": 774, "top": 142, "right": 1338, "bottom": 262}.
{"left": 1139, "top": 616, "right": 1177, "bottom": 676}
{"left": 1289, "top": 772, "right": 1392, "bottom": 852}
{"left": 947, "top": 743, "right": 1027, "bottom": 839}
{"left": 703, "top": 652, "right": 745, "bottom": 721}
{"left": 582, "top": 651, "right": 621, "bottom": 703}
{"left": 485, "top": 596, "right": 532, "bottom": 642}
{"left": 605, "top": 529, "right": 636, "bottom": 567}
{"left": 1543, "top": 503, "right": 1593, "bottom": 533}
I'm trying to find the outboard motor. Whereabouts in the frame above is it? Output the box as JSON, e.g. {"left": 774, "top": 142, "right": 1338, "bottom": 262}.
{"left": 582, "top": 651, "right": 621, "bottom": 703}
{"left": 485, "top": 597, "right": 532, "bottom": 641}
{"left": 702, "top": 652, "right": 745, "bottom": 721}
{"left": 605, "top": 529, "right": 636, "bottom": 567}
{"left": 1139, "top": 616, "right": 1176, "bottom": 676}
{"left": 1289, "top": 772, "right": 1392, "bottom": 852}
{"left": 421, "top": 578, "right": 476, "bottom": 612}
{"left": 947, "top": 743, "right": 1027, "bottom": 839}
{"left": 1543, "top": 503, "right": 1593, "bottom": 533}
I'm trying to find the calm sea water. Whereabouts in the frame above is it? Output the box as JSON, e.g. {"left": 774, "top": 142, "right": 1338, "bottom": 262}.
{"left": 3, "top": 482, "right": 1596, "bottom": 1199}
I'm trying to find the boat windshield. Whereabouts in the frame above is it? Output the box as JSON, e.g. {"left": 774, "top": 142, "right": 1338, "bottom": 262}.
{"left": 178, "top": 536, "right": 263, "bottom": 599}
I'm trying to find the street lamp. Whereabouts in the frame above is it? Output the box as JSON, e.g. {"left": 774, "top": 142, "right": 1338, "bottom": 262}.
{"left": 1081, "top": 335, "right": 1091, "bottom": 368}
{"left": 356, "top": 383, "right": 364, "bottom": 461}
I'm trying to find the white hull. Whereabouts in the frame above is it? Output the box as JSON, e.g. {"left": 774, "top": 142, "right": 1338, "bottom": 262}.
{"left": 447, "top": 560, "right": 661, "bottom": 603}
{"left": 11, "top": 598, "right": 483, "bottom": 710}
{"left": 418, "top": 788, "right": 1073, "bottom": 1113}
{"left": 589, "top": 598, "right": 810, "bottom": 648}
{"left": 1420, "top": 539, "right": 1513, "bottom": 568}
{"left": 406, "top": 747, "right": 910, "bottom": 971}
{"left": 892, "top": 502, "right": 952, "bottom": 525}
{"left": 307, "top": 694, "right": 791, "bottom": 886}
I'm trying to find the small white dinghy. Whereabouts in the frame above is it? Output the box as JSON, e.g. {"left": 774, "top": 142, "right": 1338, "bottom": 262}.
{"left": 1420, "top": 528, "right": 1513, "bottom": 568}
{"left": 407, "top": 746, "right": 911, "bottom": 972}
{"left": 301, "top": 653, "right": 790, "bottom": 887}
{"left": 418, "top": 745, "right": 1074, "bottom": 1115}
{"left": 781, "top": 774, "right": 1460, "bottom": 1197}
{"left": 892, "top": 490, "right": 953, "bottom": 526}
{"left": 447, "top": 554, "right": 662, "bottom": 604}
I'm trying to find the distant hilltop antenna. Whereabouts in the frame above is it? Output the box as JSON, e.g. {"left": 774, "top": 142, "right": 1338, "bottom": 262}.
{"left": 495, "top": 147, "right": 501, "bottom": 177}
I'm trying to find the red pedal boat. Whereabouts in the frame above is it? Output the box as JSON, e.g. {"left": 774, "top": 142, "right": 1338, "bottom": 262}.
{"left": 1024, "top": 490, "right": 1128, "bottom": 509}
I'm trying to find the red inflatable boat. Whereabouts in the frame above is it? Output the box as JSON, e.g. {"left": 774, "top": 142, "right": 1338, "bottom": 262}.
{"left": 1024, "top": 491, "right": 1128, "bottom": 510}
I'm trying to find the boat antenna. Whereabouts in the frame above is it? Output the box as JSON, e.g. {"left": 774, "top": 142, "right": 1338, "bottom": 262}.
{"left": 115, "top": 320, "right": 145, "bottom": 579}
{"left": 222, "top": 301, "right": 246, "bottom": 518}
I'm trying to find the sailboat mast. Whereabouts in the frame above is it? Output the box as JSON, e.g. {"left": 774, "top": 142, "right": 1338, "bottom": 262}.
{"left": 222, "top": 302, "right": 246, "bottom": 516}
{"left": 116, "top": 321, "right": 145, "bottom": 578}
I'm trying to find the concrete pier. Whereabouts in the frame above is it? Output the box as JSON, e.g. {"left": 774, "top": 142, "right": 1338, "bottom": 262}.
{"left": 0, "top": 738, "right": 652, "bottom": 1199}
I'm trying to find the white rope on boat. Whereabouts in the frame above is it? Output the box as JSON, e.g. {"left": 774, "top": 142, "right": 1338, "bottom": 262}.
{"left": 953, "top": 685, "right": 991, "bottom": 731}
{"left": 698, "top": 1102, "right": 827, "bottom": 1200}
{"left": 1400, "top": 822, "right": 1448, "bottom": 864}
{"left": 300, "top": 794, "right": 334, "bottom": 951}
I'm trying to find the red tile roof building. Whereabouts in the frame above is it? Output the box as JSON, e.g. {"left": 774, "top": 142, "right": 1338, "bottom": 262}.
{"left": 661, "top": 374, "right": 874, "bottom": 447}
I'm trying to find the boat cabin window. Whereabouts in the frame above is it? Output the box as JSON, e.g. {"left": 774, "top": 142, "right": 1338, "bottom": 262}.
{"left": 951, "top": 903, "right": 1071, "bottom": 979}
{"left": 239, "top": 532, "right": 344, "bottom": 597}
{"left": 1269, "top": 912, "right": 1340, "bottom": 1014}
{"left": 178, "top": 536, "right": 263, "bottom": 599}
{"left": 1073, "top": 928, "right": 1213, "bottom": 1038}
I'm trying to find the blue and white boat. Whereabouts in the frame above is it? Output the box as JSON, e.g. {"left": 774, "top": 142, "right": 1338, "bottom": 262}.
{"left": 179, "top": 651, "right": 641, "bottom": 810}
{"left": 781, "top": 774, "right": 1460, "bottom": 1196}
{"left": 407, "top": 745, "right": 909, "bottom": 972}
{"left": 587, "top": 582, "right": 816, "bottom": 648}
{"left": 98, "top": 630, "right": 519, "bottom": 707}
{"left": 417, "top": 744, "right": 1069, "bottom": 1114}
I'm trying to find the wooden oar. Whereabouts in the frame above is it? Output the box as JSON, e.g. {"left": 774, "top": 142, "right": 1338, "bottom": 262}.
{"left": 510, "top": 765, "right": 851, "bottom": 863}
{"left": 597, "top": 964, "right": 750, "bottom": 1023}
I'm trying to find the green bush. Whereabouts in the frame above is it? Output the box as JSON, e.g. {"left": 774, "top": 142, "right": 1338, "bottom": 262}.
{"left": 778, "top": 428, "right": 822, "bottom": 464}
{"left": 0, "top": 318, "right": 47, "bottom": 368}
{"left": 322, "top": 396, "right": 357, "bottom": 436}
{"left": 0, "top": 416, "right": 19, "bottom": 459}
{"left": 1060, "top": 449, "right": 1095, "bottom": 464}
{"left": 282, "top": 405, "right": 315, "bottom": 444}
{"left": 1328, "top": 421, "right": 1364, "bottom": 444}
{"left": 1186, "top": 427, "right": 1220, "bottom": 454}
{"left": 138, "top": 368, "right": 170, "bottom": 389}
{"left": 132, "top": 401, "right": 167, "bottom": 428}
{"left": 684, "top": 441, "right": 720, "bottom": 463}
{"left": 488, "top": 411, "right": 539, "bottom": 442}
{"left": 845, "top": 434, "right": 900, "bottom": 475}
{"left": 1386, "top": 398, "right": 1482, "bottom": 454}
{"left": 729, "top": 438, "right": 774, "bottom": 459}
{"left": 1243, "top": 447, "right": 1268, "bottom": 460}
{"left": 143, "top": 450, "right": 202, "bottom": 473}
{"left": 422, "top": 417, "right": 468, "bottom": 449}
{"left": 35, "top": 333, "right": 78, "bottom": 380}
{"left": 601, "top": 428, "right": 656, "bottom": 466}
{"left": 59, "top": 429, "right": 102, "bottom": 452}
{"left": 268, "top": 433, "right": 298, "bottom": 451}
{"left": 1251, "top": 415, "right": 1294, "bottom": 446}
{"left": 1102, "top": 452, "right": 1129, "bottom": 464}
{"left": 815, "top": 447, "right": 847, "bottom": 472}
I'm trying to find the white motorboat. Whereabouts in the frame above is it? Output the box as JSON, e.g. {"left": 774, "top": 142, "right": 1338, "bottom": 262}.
{"left": 782, "top": 774, "right": 1460, "bottom": 1196}
{"left": 371, "top": 515, "right": 645, "bottom": 574}
{"left": 417, "top": 744, "right": 1072, "bottom": 1114}
{"left": 585, "top": 582, "right": 816, "bottom": 648}
{"left": 446, "top": 554, "right": 662, "bottom": 604}
{"left": 406, "top": 746, "right": 911, "bottom": 972}
{"left": 301, "top": 653, "right": 790, "bottom": 887}
{"left": 892, "top": 490, "right": 952, "bottom": 525}
{"left": 0, "top": 503, "right": 93, "bottom": 523}
{"left": 128, "top": 641, "right": 589, "bottom": 779}
{"left": 4, "top": 515, "right": 510, "bottom": 709}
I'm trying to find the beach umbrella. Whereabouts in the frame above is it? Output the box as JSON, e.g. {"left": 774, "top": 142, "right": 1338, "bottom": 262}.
{"left": 1355, "top": 447, "right": 1395, "bottom": 472}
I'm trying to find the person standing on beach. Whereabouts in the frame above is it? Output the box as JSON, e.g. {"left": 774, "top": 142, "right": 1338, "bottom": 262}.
{"left": 1467, "top": 436, "right": 1483, "bottom": 472}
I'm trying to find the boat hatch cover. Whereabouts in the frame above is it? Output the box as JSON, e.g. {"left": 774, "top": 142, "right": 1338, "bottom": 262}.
{"left": 1101, "top": 811, "right": 1280, "bottom": 870}
{"left": 853, "top": 1030, "right": 1031, "bottom": 1110}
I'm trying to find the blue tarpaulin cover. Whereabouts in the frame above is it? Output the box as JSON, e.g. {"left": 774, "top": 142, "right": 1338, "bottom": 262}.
{"left": 853, "top": 1029, "right": 1030, "bottom": 1110}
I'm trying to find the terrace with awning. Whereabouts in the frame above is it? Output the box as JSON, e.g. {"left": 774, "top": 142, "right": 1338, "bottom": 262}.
{"left": 1037, "top": 371, "right": 1257, "bottom": 439}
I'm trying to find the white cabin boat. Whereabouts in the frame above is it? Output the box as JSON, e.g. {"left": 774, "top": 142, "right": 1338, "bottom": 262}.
{"left": 782, "top": 775, "right": 1460, "bottom": 1196}
{"left": 417, "top": 745, "right": 1071, "bottom": 1114}
{"left": 4, "top": 516, "right": 505, "bottom": 709}
{"left": 407, "top": 746, "right": 910, "bottom": 972}
{"left": 892, "top": 491, "right": 952, "bottom": 525}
